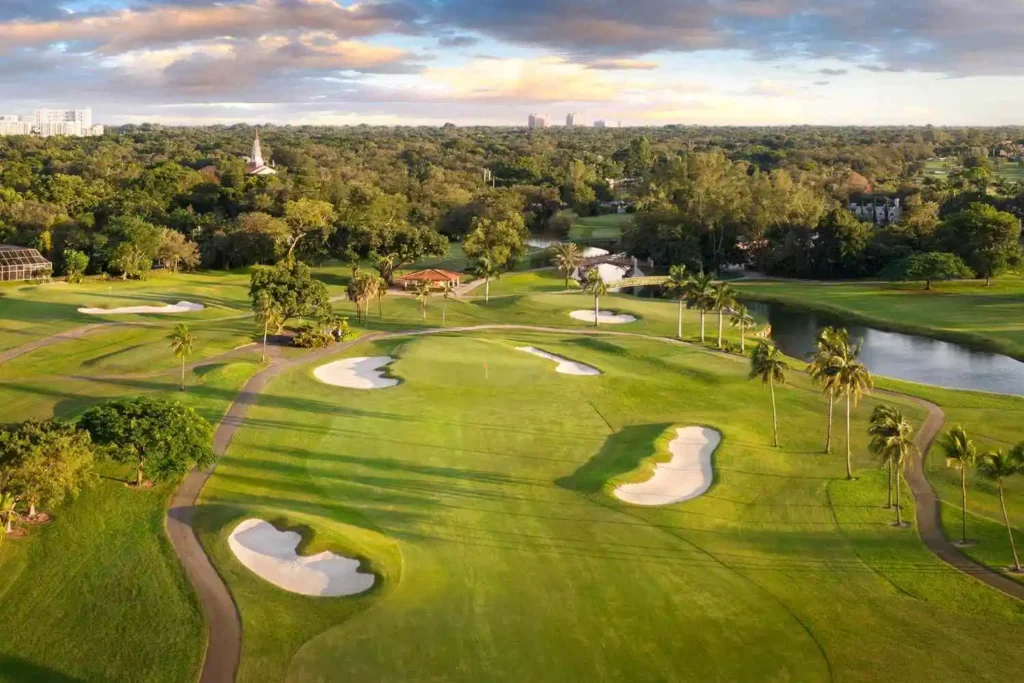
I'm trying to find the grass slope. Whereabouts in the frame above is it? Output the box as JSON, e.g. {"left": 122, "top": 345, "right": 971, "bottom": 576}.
{"left": 199, "top": 332, "right": 1024, "bottom": 683}
{"left": 570, "top": 213, "right": 632, "bottom": 242}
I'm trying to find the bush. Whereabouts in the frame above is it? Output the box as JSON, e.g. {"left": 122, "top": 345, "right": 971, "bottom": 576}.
{"left": 292, "top": 326, "right": 334, "bottom": 349}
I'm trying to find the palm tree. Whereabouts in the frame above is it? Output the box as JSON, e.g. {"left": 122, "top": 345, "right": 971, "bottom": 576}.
{"left": 0, "top": 490, "right": 17, "bottom": 534}
{"left": 252, "top": 290, "right": 282, "bottom": 363}
{"left": 869, "top": 404, "right": 902, "bottom": 508}
{"left": 580, "top": 268, "right": 609, "bottom": 327}
{"left": 169, "top": 323, "right": 196, "bottom": 392}
{"left": 441, "top": 282, "right": 456, "bottom": 326}
{"left": 662, "top": 264, "right": 688, "bottom": 339}
{"left": 749, "top": 341, "right": 789, "bottom": 447}
{"left": 809, "top": 327, "right": 850, "bottom": 454}
{"left": 831, "top": 343, "right": 873, "bottom": 479}
{"left": 415, "top": 281, "right": 432, "bottom": 321}
{"left": 376, "top": 275, "right": 388, "bottom": 318}
{"left": 729, "top": 304, "right": 755, "bottom": 353}
{"left": 712, "top": 283, "right": 737, "bottom": 349}
{"left": 473, "top": 257, "right": 500, "bottom": 303}
{"left": 939, "top": 425, "right": 978, "bottom": 544}
{"left": 684, "top": 271, "right": 715, "bottom": 343}
{"left": 347, "top": 272, "right": 378, "bottom": 323}
{"left": 976, "top": 448, "right": 1023, "bottom": 572}
{"left": 551, "top": 242, "right": 583, "bottom": 290}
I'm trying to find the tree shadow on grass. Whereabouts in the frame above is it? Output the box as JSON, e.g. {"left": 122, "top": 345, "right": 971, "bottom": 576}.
{"left": 0, "top": 656, "right": 85, "bottom": 683}
{"left": 555, "top": 423, "right": 671, "bottom": 494}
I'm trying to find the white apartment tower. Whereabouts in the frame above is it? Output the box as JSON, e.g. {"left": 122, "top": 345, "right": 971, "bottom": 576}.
{"left": 0, "top": 115, "right": 31, "bottom": 136}
{"left": 33, "top": 108, "right": 103, "bottom": 137}
{"left": 528, "top": 113, "right": 549, "bottom": 129}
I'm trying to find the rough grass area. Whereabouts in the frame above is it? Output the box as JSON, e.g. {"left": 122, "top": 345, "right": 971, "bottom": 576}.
{"left": 734, "top": 277, "right": 1024, "bottom": 360}
{"left": 199, "top": 332, "right": 1023, "bottom": 683}
{"left": 570, "top": 213, "right": 632, "bottom": 242}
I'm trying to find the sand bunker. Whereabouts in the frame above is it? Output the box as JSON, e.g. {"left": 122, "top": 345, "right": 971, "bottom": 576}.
{"left": 314, "top": 356, "right": 398, "bottom": 389}
{"left": 581, "top": 247, "right": 610, "bottom": 258}
{"left": 78, "top": 301, "right": 205, "bottom": 315}
{"left": 569, "top": 310, "right": 638, "bottom": 324}
{"left": 516, "top": 346, "right": 600, "bottom": 376}
{"left": 614, "top": 426, "right": 721, "bottom": 506}
{"left": 228, "top": 519, "right": 375, "bottom": 597}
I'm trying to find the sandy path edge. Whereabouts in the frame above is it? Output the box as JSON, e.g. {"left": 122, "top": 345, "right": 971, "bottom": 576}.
{"left": 167, "top": 323, "right": 1023, "bottom": 683}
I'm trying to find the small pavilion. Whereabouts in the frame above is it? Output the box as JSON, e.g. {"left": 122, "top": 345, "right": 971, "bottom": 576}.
{"left": 395, "top": 269, "right": 462, "bottom": 290}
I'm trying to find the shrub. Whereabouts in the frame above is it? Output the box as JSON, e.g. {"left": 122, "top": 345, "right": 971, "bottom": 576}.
{"left": 292, "top": 326, "right": 334, "bottom": 349}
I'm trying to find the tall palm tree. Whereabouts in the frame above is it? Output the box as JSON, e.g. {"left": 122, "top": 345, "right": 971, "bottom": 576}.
{"left": 809, "top": 327, "right": 850, "bottom": 454}
{"left": 347, "top": 272, "right": 378, "bottom": 323}
{"left": 415, "top": 281, "right": 432, "bottom": 321}
{"left": 976, "top": 448, "right": 1023, "bottom": 572}
{"left": 376, "top": 275, "right": 388, "bottom": 318}
{"left": 684, "top": 271, "right": 716, "bottom": 343}
{"left": 749, "top": 341, "right": 789, "bottom": 447}
{"left": 253, "top": 290, "right": 282, "bottom": 363}
{"left": 831, "top": 343, "right": 873, "bottom": 479}
{"left": 712, "top": 283, "right": 737, "bottom": 349}
{"left": 729, "top": 304, "right": 755, "bottom": 353}
{"left": 441, "top": 282, "right": 456, "bottom": 326}
{"left": 940, "top": 425, "right": 978, "bottom": 544}
{"left": 551, "top": 242, "right": 583, "bottom": 290}
{"left": 169, "top": 323, "right": 196, "bottom": 392}
{"left": 869, "top": 404, "right": 902, "bottom": 508}
{"left": 662, "top": 264, "right": 688, "bottom": 339}
{"left": 473, "top": 257, "right": 500, "bottom": 303}
{"left": 580, "top": 268, "right": 609, "bottom": 327}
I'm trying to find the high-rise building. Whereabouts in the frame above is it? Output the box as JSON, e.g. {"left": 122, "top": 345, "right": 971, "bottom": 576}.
{"left": 528, "top": 113, "right": 549, "bottom": 129}
{"left": 594, "top": 120, "right": 607, "bottom": 129}
{"left": 32, "top": 108, "right": 102, "bottom": 137}
{"left": 0, "top": 116, "right": 31, "bottom": 136}
{"left": 566, "top": 113, "right": 578, "bottom": 127}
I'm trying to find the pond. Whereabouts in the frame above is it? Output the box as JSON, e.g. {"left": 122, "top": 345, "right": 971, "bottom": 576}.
{"left": 746, "top": 301, "right": 1024, "bottom": 396}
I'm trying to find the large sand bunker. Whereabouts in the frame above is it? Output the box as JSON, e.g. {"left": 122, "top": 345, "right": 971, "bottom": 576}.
{"left": 614, "top": 426, "right": 721, "bottom": 506}
{"left": 78, "top": 301, "right": 205, "bottom": 315}
{"left": 228, "top": 519, "right": 375, "bottom": 597}
{"left": 516, "top": 346, "right": 600, "bottom": 376}
{"left": 569, "top": 310, "right": 637, "bottom": 324}
{"left": 314, "top": 356, "right": 399, "bottom": 389}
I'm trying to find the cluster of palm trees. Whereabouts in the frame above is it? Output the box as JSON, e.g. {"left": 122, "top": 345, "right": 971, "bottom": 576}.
{"left": 938, "top": 426, "right": 1023, "bottom": 572}
{"left": 412, "top": 280, "right": 457, "bottom": 324}
{"left": 347, "top": 272, "right": 388, "bottom": 322}
{"left": 663, "top": 266, "right": 753, "bottom": 349}
{"left": 868, "top": 404, "right": 916, "bottom": 526}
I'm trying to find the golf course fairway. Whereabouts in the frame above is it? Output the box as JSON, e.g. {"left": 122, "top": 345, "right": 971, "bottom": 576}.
{"left": 194, "top": 331, "right": 1024, "bottom": 683}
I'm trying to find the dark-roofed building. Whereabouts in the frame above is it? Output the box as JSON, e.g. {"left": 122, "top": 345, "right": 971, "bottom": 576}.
{"left": 0, "top": 245, "right": 52, "bottom": 282}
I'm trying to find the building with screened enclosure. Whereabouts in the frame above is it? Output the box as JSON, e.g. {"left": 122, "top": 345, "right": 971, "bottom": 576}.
{"left": 0, "top": 245, "right": 52, "bottom": 282}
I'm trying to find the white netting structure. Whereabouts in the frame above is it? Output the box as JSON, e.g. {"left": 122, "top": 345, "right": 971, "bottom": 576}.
{"left": 0, "top": 245, "right": 52, "bottom": 282}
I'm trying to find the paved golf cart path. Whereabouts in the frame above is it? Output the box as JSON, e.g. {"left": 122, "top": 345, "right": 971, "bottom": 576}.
{"left": 158, "top": 325, "right": 1023, "bottom": 682}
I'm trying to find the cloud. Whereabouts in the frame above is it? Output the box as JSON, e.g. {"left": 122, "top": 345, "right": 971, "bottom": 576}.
{"left": 585, "top": 59, "right": 659, "bottom": 71}
{"left": 819, "top": 68, "right": 846, "bottom": 76}
{"left": 437, "top": 34, "right": 478, "bottom": 47}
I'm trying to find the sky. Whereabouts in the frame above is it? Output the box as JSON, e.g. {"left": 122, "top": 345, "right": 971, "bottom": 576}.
{"left": 2, "top": 0, "right": 1024, "bottom": 127}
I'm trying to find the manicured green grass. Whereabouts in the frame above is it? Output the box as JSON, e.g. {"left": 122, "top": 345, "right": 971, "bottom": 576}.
{"left": 199, "top": 332, "right": 1023, "bottom": 682}
{"left": 482, "top": 269, "right": 579, "bottom": 297}
{"left": 734, "top": 277, "right": 1024, "bottom": 360}
{"left": 921, "top": 157, "right": 1024, "bottom": 182}
{"left": 570, "top": 213, "right": 632, "bottom": 242}
{"left": 0, "top": 361, "right": 260, "bottom": 683}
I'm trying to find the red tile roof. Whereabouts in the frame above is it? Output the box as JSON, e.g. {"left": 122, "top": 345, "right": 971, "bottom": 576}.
{"left": 396, "top": 269, "right": 462, "bottom": 282}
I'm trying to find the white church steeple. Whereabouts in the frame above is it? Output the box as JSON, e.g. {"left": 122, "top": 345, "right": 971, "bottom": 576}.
{"left": 245, "top": 127, "right": 276, "bottom": 176}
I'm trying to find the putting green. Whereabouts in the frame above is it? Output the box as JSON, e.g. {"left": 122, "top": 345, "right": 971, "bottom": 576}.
{"left": 196, "top": 332, "right": 1024, "bottom": 682}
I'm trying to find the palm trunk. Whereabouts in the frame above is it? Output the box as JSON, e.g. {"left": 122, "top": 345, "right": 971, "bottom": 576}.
{"left": 960, "top": 468, "right": 968, "bottom": 544}
{"left": 4, "top": 515, "right": 11, "bottom": 533}
{"left": 845, "top": 394, "right": 853, "bottom": 480}
{"left": 594, "top": 295, "right": 600, "bottom": 327}
{"left": 262, "top": 321, "right": 269, "bottom": 363}
{"left": 740, "top": 327, "right": 745, "bottom": 353}
{"left": 180, "top": 356, "right": 186, "bottom": 391}
{"left": 485, "top": 278, "right": 490, "bottom": 303}
{"left": 825, "top": 391, "right": 834, "bottom": 453}
{"left": 887, "top": 459, "right": 893, "bottom": 508}
{"left": 442, "top": 299, "right": 447, "bottom": 326}
{"left": 677, "top": 300, "right": 683, "bottom": 339}
{"left": 136, "top": 459, "right": 144, "bottom": 487}
{"left": 717, "top": 310, "right": 724, "bottom": 348}
{"left": 770, "top": 376, "right": 778, "bottom": 447}
{"left": 28, "top": 502, "right": 36, "bottom": 518}
{"left": 564, "top": 271, "right": 570, "bottom": 290}
{"left": 378, "top": 295, "right": 383, "bottom": 318}
{"left": 700, "top": 310, "right": 705, "bottom": 342}
{"left": 998, "top": 480, "right": 1021, "bottom": 571}
{"left": 895, "top": 464, "right": 903, "bottom": 525}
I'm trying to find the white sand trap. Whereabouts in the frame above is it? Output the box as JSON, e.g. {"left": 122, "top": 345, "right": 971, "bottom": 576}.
{"left": 77, "top": 300, "right": 205, "bottom": 315}
{"left": 314, "top": 356, "right": 398, "bottom": 389}
{"left": 516, "top": 346, "right": 600, "bottom": 376}
{"left": 228, "top": 518, "right": 375, "bottom": 597}
{"left": 581, "top": 247, "right": 610, "bottom": 258}
{"left": 614, "top": 426, "right": 721, "bottom": 506}
{"left": 569, "top": 310, "right": 638, "bottom": 324}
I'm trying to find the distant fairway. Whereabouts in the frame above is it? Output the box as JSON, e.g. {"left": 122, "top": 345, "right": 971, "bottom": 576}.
{"left": 197, "top": 331, "right": 1024, "bottom": 683}
{"left": 570, "top": 213, "right": 632, "bottom": 242}
{"left": 921, "top": 157, "right": 1024, "bottom": 182}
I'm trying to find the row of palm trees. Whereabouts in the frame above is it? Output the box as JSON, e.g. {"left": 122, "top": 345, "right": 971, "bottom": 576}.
{"left": 663, "top": 266, "right": 755, "bottom": 350}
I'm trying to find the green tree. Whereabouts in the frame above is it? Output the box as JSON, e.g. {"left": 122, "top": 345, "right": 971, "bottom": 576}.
{"left": 0, "top": 420, "right": 95, "bottom": 518}
{"left": 869, "top": 404, "right": 901, "bottom": 508}
{"left": 580, "top": 268, "right": 609, "bottom": 327}
{"left": 808, "top": 327, "right": 850, "bottom": 454}
{"left": 63, "top": 248, "right": 88, "bottom": 283}
{"left": 749, "top": 342, "right": 789, "bottom": 448}
{"left": 415, "top": 281, "right": 432, "bottom": 321}
{"left": 80, "top": 397, "right": 214, "bottom": 487}
{"left": 156, "top": 229, "right": 199, "bottom": 273}
{"left": 473, "top": 257, "right": 500, "bottom": 304}
{"left": 463, "top": 214, "right": 528, "bottom": 269}
{"left": 662, "top": 264, "right": 688, "bottom": 339}
{"left": 712, "top": 283, "right": 736, "bottom": 349}
{"left": 832, "top": 346, "right": 873, "bottom": 480}
{"left": 939, "top": 425, "right": 978, "bottom": 544}
{"left": 976, "top": 448, "right": 1023, "bottom": 572}
{"left": 283, "top": 198, "right": 336, "bottom": 259}
{"left": 0, "top": 489, "right": 17, "bottom": 534}
{"left": 169, "top": 323, "right": 196, "bottom": 391}
{"left": 684, "top": 271, "right": 716, "bottom": 342}
{"left": 940, "top": 203, "right": 1022, "bottom": 285}
{"left": 552, "top": 242, "right": 583, "bottom": 291}
{"left": 729, "top": 304, "right": 755, "bottom": 353}
{"left": 896, "top": 252, "right": 974, "bottom": 290}
{"left": 252, "top": 290, "right": 283, "bottom": 363}
{"left": 867, "top": 406, "right": 915, "bottom": 526}
{"left": 249, "top": 260, "right": 331, "bottom": 331}
{"left": 347, "top": 272, "right": 380, "bottom": 323}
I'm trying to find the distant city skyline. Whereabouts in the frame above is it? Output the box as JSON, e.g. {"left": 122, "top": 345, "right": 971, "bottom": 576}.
{"left": 2, "top": 1, "right": 1024, "bottom": 127}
